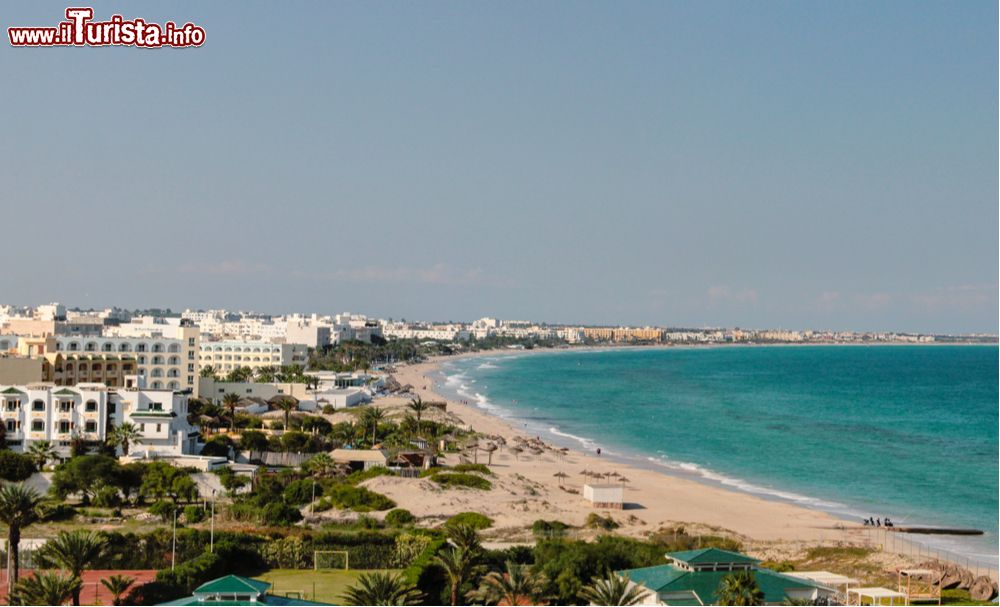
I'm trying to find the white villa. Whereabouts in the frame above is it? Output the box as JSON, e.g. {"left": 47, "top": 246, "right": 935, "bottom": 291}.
{"left": 0, "top": 376, "right": 199, "bottom": 458}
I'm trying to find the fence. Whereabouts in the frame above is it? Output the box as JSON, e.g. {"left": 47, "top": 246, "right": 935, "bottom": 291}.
{"left": 859, "top": 527, "right": 998, "bottom": 581}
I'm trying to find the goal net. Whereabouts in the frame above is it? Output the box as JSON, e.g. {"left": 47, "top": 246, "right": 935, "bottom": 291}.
{"left": 314, "top": 550, "right": 350, "bottom": 570}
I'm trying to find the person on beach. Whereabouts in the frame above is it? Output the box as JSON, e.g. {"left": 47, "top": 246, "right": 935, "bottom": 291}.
{"left": 596, "top": 447, "right": 601, "bottom": 456}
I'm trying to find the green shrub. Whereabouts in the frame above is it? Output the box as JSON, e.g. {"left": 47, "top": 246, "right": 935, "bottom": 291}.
{"left": 184, "top": 505, "right": 207, "bottom": 524}
{"left": 446, "top": 512, "right": 493, "bottom": 530}
{"left": 149, "top": 500, "right": 176, "bottom": 522}
{"left": 430, "top": 473, "right": 492, "bottom": 491}
{"left": 324, "top": 484, "right": 396, "bottom": 512}
{"left": 385, "top": 509, "right": 416, "bottom": 526}
{"left": 260, "top": 502, "right": 303, "bottom": 526}
{"left": 283, "top": 478, "right": 320, "bottom": 505}
{"left": 0, "top": 450, "right": 37, "bottom": 481}
{"left": 450, "top": 463, "right": 493, "bottom": 475}
{"left": 344, "top": 467, "right": 394, "bottom": 485}
{"left": 585, "top": 513, "right": 619, "bottom": 530}
{"left": 532, "top": 519, "right": 570, "bottom": 537}
{"left": 313, "top": 498, "right": 333, "bottom": 512}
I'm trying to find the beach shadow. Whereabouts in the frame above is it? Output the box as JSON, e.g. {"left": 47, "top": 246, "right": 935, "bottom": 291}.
{"left": 623, "top": 503, "right": 646, "bottom": 511}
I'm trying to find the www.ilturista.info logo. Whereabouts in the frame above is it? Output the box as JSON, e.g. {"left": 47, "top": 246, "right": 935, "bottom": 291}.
{"left": 8, "top": 7, "right": 205, "bottom": 47}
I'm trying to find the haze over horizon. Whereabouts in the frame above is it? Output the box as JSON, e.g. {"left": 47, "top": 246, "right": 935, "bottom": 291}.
{"left": 3, "top": 1, "right": 997, "bottom": 333}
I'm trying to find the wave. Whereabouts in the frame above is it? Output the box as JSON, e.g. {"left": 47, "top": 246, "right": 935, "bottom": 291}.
{"left": 477, "top": 362, "right": 499, "bottom": 369}
{"left": 643, "top": 455, "right": 846, "bottom": 510}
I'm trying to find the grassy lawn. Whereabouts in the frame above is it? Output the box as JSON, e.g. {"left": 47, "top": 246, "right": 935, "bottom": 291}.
{"left": 255, "top": 569, "right": 400, "bottom": 604}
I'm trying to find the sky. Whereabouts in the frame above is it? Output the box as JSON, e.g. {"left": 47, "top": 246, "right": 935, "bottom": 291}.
{"left": 1, "top": 1, "right": 997, "bottom": 333}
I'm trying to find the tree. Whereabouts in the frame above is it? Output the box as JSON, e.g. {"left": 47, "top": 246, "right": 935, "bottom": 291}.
{"left": 28, "top": 440, "right": 57, "bottom": 469}
{"left": 36, "top": 530, "right": 108, "bottom": 605}
{"left": 342, "top": 571, "right": 423, "bottom": 606}
{"left": 407, "top": 396, "right": 429, "bottom": 431}
{"left": 0, "top": 450, "right": 37, "bottom": 482}
{"left": 222, "top": 393, "right": 240, "bottom": 433}
{"left": 108, "top": 422, "right": 142, "bottom": 456}
{"left": 274, "top": 396, "right": 299, "bottom": 430}
{"left": 140, "top": 462, "right": 198, "bottom": 505}
{"left": 199, "top": 365, "right": 217, "bottom": 379}
{"left": 100, "top": 574, "right": 135, "bottom": 606}
{"left": 478, "top": 560, "right": 546, "bottom": 606}
{"left": 239, "top": 430, "right": 269, "bottom": 463}
{"left": 434, "top": 545, "right": 484, "bottom": 606}
{"left": 49, "top": 454, "right": 121, "bottom": 504}
{"left": 9, "top": 571, "right": 81, "bottom": 606}
{"left": 304, "top": 452, "right": 337, "bottom": 478}
{"left": 0, "top": 483, "right": 42, "bottom": 586}
{"left": 580, "top": 572, "right": 649, "bottom": 606}
{"left": 716, "top": 571, "right": 765, "bottom": 606}
{"left": 360, "top": 406, "right": 386, "bottom": 446}
{"left": 446, "top": 523, "right": 482, "bottom": 553}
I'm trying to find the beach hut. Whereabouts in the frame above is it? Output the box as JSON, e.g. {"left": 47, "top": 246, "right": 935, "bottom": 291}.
{"left": 785, "top": 571, "right": 858, "bottom": 603}
{"left": 846, "top": 587, "right": 908, "bottom": 606}
{"left": 583, "top": 483, "right": 624, "bottom": 509}
{"left": 898, "top": 569, "right": 941, "bottom": 604}
{"left": 329, "top": 448, "right": 389, "bottom": 471}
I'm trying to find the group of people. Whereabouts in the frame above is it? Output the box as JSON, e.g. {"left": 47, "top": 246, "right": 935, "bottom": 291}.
{"left": 863, "top": 516, "right": 894, "bottom": 527}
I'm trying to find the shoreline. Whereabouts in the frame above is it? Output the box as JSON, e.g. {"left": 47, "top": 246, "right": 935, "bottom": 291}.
{"left": 381, "top": 351, "right": 858, "bottom": 544}
{"left": 371, "top": 347, "right": 997, "bottom": 575}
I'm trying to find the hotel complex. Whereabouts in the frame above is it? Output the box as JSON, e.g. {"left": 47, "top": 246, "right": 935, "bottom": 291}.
{"left": 0, "top": 376, "right": 198, "bottom": 458}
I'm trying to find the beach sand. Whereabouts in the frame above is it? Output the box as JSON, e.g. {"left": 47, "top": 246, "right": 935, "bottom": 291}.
{"left": 362, "top": 353, "right": 874, "bottom": 555}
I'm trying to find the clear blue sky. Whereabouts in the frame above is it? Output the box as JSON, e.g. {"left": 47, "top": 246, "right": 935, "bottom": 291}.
{"left": 2, "top": 1, "right": 996, "bottom": 333}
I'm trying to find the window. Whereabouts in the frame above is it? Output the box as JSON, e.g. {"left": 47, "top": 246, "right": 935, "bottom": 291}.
{"left": 108, "top": 402, "right": 117, "bottom": 414}
{"left": 150, "top": 402, "right": 164, "bottom": 411}
{"left": 5, "top": 420, "right": 15, "bottom": 432}
{"left": 140, "top": 423, "right": 146, "bottom": 432}
{"left": 156, "top": 423, "right": 162, "bottom": 433}
{"left": 4, "top": 400, "right": 18, "bottom": 412}
{"left": 138, "top": 356, "right": 146, "bottom": 364}
{"left": 85, "top": 400, "right": 97, "bottom": 412}
{"left": 137, "top": 344, "right": 147, "bottom": 352}
{"left": 58, "top": 420, "right": 71, "bottom": 434}
{"left": 187, "top": 375, "right": 194, "bottom": 385}
{"left": 31, "top": 420, "right": 45, "bottom": 432}
{"left": 85, "top": 421, "right": 97, "bottom": 433}
{"left": 32, "top": 400, "right": 45, "bottom": 411}
{"left": 59, "top": 401, "right": 72, "bottom": 412}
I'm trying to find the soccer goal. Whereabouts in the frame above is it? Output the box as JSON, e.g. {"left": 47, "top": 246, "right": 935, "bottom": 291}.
{"left": 314, "top": 550, "right": 350, "bottom": 570}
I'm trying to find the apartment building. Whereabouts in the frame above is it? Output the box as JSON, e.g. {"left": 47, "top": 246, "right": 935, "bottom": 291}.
{"left": 198, "top": 339, "right": 308, "bottom": 373}
{"left": 0, "top": 378, "right": 199, "bottom": 458}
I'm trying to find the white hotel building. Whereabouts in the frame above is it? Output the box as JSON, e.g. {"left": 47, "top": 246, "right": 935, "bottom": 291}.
{"left": 0, "top": 377, "right": 199, "bottom": 458}
{"left": 53, "top": 331, "right": 199, "bottom": 393}
{"left": 198, "top": 339, "right": 308, "bottom": 373}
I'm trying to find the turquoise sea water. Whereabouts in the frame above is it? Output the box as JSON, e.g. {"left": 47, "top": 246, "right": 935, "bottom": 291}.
{"left": 434, "top": 346, "right": 999, "bottom": 566}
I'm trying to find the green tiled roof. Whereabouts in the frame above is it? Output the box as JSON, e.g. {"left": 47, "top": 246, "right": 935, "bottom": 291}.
{"left": 620, "top": 552, "right": 822, "bottom": 605}
{"left": 53, "top": 388, "right": 78, "bottom": 396}
{"left": 195, "top": 575, "right": 270, "bottom": 596}
{"left": 157, "top": 575, "right": 328, "bottom": 606}
{"left": 667, "top": 548, "right": 760, "bottom": 565}
{"left": 1, "top": 387, "right": 25, "bottom": 395}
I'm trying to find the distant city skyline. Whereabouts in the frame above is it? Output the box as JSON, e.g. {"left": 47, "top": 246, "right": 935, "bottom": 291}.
{"left": 3, "top": 1, "right": 996, "bottom": 333}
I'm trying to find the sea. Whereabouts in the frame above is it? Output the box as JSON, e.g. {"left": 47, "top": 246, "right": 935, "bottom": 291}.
{"left": 431, "top": 345, "right": 999, "bottom": 568}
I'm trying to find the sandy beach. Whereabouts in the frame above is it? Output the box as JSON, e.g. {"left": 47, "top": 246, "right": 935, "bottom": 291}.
{"left": 359, "top": 350, "right": 883, "bottom": 560}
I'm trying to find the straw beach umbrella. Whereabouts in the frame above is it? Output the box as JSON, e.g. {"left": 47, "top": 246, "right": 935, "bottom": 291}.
{"left": 553, "top": 471, "right": 569, "bottom": 488}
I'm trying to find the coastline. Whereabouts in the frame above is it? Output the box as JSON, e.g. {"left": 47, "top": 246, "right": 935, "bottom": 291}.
{"left": 365, "top": 346, "right": 997, "bottom": 577}
{"left": 376, "top": 349, "right": 864, "bottom": 549}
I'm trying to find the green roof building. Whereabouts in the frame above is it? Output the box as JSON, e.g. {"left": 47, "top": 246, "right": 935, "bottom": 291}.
{"left": 617, "top": 548, "right": 835, "bottom": 605}
{"left": 157, "top": 575, "right": 329, "bottom": 606}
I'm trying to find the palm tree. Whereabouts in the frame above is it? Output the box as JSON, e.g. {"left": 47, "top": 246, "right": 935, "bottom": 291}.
{"left": 222, "top": 392, "right": 240, "bottom": 432}
{"left": 100, "top": 574, "right": 135, "bottom": 606}
{"left": 199, "top": 365, "right": 217, "bottom": 379}
{"left": 407, "top": 396, "right": 429, "bottom": 431}
{"left": 0, "top": 483, "right": 42, "bottom": 586}
{"left": 342, "top": 571, "right": 423, "bottom": 606}
{"left": 9, "top": 571, "right": 81, "bottom": 606}
{"left": 716, "top": 571, "right": 765, "bottom": 606}
{"left": 435, "top": 546, "right": 483, "bottom": 606}
{"left": 446, "top": 523, "right": 482, "bottom": 553}
{"left": 361, "top": 406, "right": 386, "bottom": 446}
{"left": 580, "top": 572, "right": 649, "bottom": 606}
{"left": 36, "top": 530, "right": 108, "bottom": 606}
{"left": 478, "top": 560, "right": 546, "bottom": 606}
{"left": 305, "top": 453, "right": 336, "bottom": 478}
{"left": 108, "top": 422, "right": 142, "bottom": 456}
{"left": 274, "top": 396, "right": 299, "bottom": 430}
{"left": 27, "top": 440, "right": 57, "bottom": 469}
